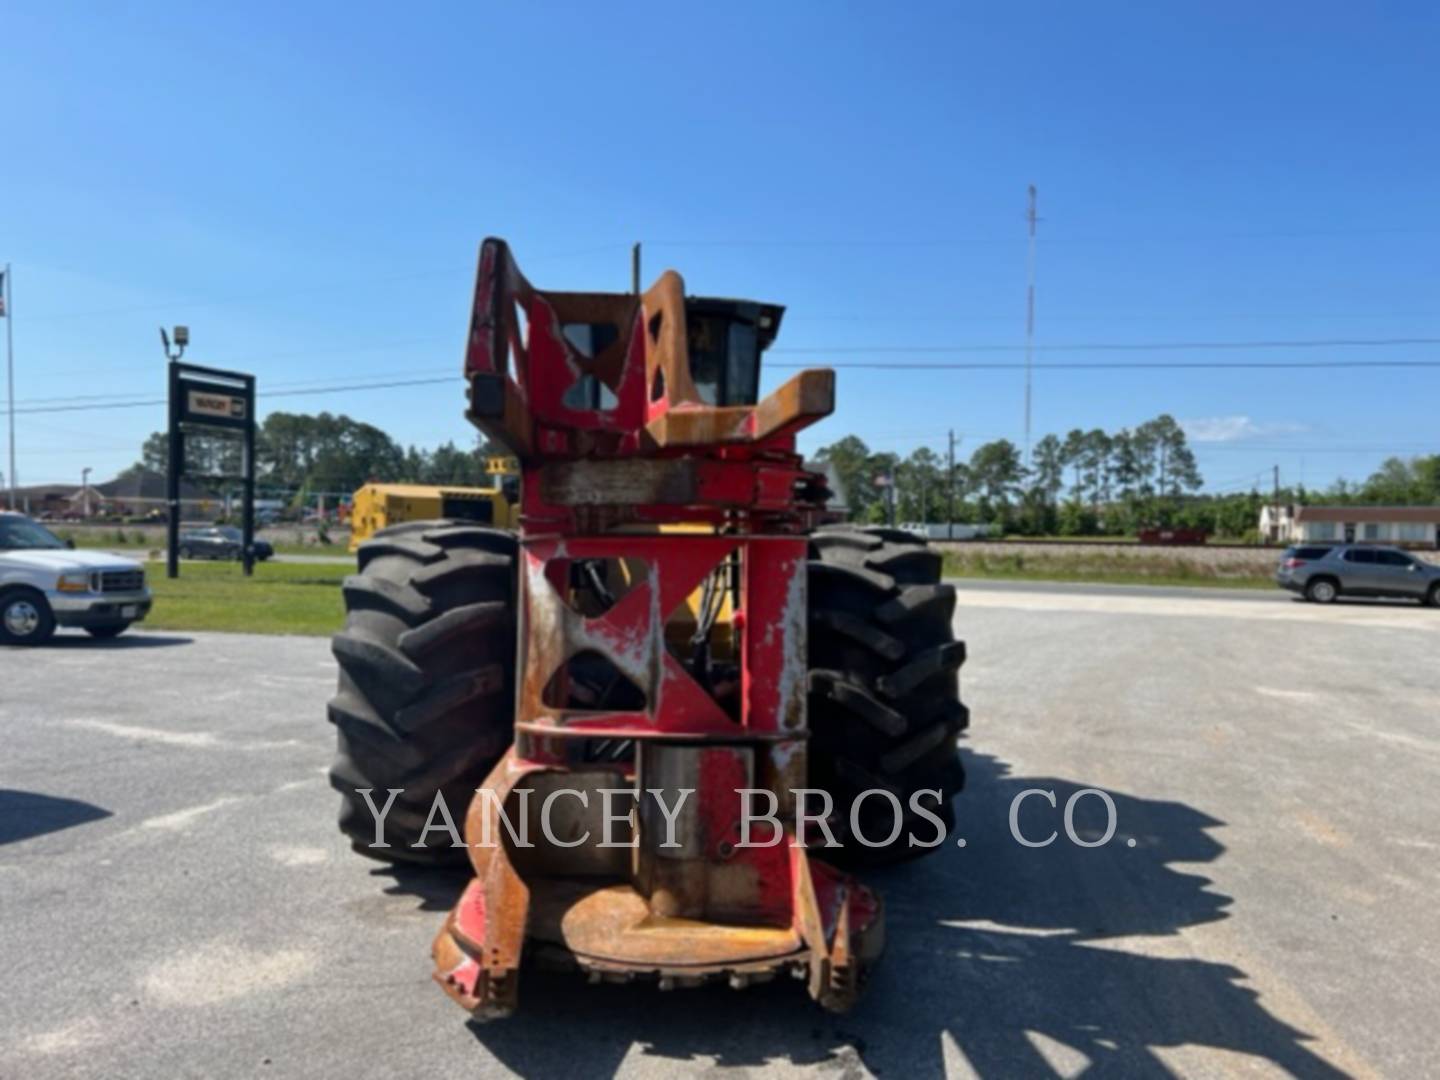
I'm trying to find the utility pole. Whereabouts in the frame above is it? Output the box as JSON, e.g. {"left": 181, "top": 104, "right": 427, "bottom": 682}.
{"left": 1023, "top": 185, "right": 1038, "bottom": 466}
{"left": 631, "top": 242, "right": 641, "bottom": 294}
{"left": 1272, "top": 464, "right": 1281, "bottom": 543}
{"left": 4, "top": 263, "right": 14, "bottom": 511}
{"left": 947, "top": 429, "right": 957, "bottom": 540}
{"left": 161, "top": 325, "right": 188, "bottom": 579}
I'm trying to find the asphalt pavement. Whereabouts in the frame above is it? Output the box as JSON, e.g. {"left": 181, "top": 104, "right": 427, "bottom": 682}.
{"left": 3, "top": 585, "right": 1438, "bottom": 1077}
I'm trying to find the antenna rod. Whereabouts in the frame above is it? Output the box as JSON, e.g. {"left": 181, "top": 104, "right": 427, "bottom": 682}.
{"left": 1024, "top": 185, "right": 1038, "bottom": 465}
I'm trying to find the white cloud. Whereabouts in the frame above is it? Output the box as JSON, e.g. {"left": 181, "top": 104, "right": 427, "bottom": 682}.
{"left": 1180, "top": 415, "right": 1308, "bottom": 443}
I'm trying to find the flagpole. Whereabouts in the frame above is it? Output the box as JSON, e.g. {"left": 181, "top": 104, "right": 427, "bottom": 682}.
{"left": 5, "top": 263, "right": 14, "bottom": 512}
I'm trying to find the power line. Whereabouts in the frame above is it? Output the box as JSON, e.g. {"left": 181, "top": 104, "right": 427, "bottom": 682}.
{"left": 646, "top": 224, "right": 1440, "bottom": 249}
{"left": 21, "top": 273, "right": 463, "bottom": 325}
{"left": 3, "top": 365, "right": 459, "bottom": 409}
{"left": 6, "top": 374, "right": 459, "bottom": 416}
{"left": 1204, "top": 467, "right": 1271, "bottom": 486}
{"left": 844, "top": 437, "right": 1436, "bottom": 456}
{"left": 25, "top": 329, "right": 1440, "bottom": 389}
{"left": 1189, "top": 443, "right": 1437, "bottom": 454}
{"left": 21, "top": 244, "right": 633, "bottom": 325}
{"left": 787, "top": 309, "right": 1440, "bottom": 324}
{"left": 32, "top": 338, "right": 456, "bottom": 384}
{"left": 771, "top": 359, "right": 1440, "bottom": 371}
{"left": 262, "top": 375, "right": 457, "bottom": 399}
{"left": 1204, "top": 472, "right": 1277, "bottom": 494}
{"left": 772, "top": 336, "right": 1440, "bottom": 355}
{"left": 8, "top": 355, "right": 1440, "bottom": 417}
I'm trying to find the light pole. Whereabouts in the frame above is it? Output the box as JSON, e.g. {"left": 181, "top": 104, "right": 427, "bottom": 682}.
{"left": 160, "top": 325, "right": 188, "bottom": 362}
{"left": 81, "top": 466, "right": 92, "bottom": 518}
{"left": 161, "top": 326, "right": 188, "bottom": 578}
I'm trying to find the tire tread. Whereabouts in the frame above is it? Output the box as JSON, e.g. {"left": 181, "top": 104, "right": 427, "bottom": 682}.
{"left": 807, "top": 526, "right": 967, "bottom": 868}
{"left": 328, "top": 519, "right": 515, "bottom": 865}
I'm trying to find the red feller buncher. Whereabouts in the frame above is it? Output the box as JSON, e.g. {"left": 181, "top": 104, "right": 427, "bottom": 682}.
{"left": 328, "top": 239, "right": 968, "bottom": 1015}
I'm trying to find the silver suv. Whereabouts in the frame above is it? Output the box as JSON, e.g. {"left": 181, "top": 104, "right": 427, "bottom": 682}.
{"left": 1276, "top": 544, "right": 1440, "bottom": 606}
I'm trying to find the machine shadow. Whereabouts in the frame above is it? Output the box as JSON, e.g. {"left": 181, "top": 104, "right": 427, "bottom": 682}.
{"left": 467, "top": 751, "right": 1348, "bottom": 1079}
{"left": 369, "top": 862, "right": 471, "bottom": 913}
{"left": 0, "top": 789, "right": 112, "bottom": 844}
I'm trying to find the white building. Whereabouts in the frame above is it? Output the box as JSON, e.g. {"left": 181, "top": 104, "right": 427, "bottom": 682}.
{"left": 1261, "top": 505, "right": 1440, "bottom": 548}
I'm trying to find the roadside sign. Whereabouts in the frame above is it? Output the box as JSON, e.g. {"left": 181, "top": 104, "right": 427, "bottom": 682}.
{"left": 167, "top": 361, "right": 258, "bottom": 578}
{"left": 184, "top": 388, "right": 248, "bottom": 423}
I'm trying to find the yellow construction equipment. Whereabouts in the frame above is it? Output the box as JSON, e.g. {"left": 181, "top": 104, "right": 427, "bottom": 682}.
{"left": 347, "top": 456, "right": 519, "bottom": 551}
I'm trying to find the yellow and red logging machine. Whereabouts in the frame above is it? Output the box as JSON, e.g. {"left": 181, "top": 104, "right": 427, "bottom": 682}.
{"left": 327, "top": 239, "right": 968, "bottom": 1015}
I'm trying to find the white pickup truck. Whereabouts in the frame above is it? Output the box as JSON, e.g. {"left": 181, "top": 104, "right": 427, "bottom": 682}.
{"left": 0, "top": 513, "right": 153, "bottom": 645}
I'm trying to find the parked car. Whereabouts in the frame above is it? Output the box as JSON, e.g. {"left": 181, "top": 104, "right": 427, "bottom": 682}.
{"left": 0, "top": 512, "right": 153, "bottom": 644}
{"left": 1276, "top": 544, "right": 1440, "bottom": 605}
{"left": 177, "top": 526, "right": 274, "bottom": 562}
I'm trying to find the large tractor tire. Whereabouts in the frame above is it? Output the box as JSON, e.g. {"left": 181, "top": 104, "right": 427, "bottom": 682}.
{"left": 806, "top": 526, "right": 968, "bottom": 868}
{"left": 328, "top": 521, "right": 517, "bottom": 866}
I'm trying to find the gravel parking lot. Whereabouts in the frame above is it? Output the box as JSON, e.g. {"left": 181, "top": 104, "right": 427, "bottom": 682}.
{"left": 3, "top": 587, "right": 1438, "bottom": 1078}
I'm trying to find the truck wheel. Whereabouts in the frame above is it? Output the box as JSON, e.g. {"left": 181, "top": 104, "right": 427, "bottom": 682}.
{"left": 807, "top": 527, "right": 967, "bottom": 868}
{"left": 328, "top": 521, "right": 517, "bottom": 865}
{"left": 0, "top": 588, "right": 58, "bottom": 646}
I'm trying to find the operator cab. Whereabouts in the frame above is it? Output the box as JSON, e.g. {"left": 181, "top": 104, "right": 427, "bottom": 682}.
{"left": 556, "top": 296, "right": 783, "bottom": 413}
{"left": 683, "top": 298, "right": 784, "bottom": 407}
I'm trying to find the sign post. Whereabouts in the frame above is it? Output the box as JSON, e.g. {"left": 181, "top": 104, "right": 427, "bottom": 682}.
{"left": 165, "top": 355, "right": 257, "bottom": 579}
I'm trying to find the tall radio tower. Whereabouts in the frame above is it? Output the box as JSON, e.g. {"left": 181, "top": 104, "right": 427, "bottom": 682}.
{"left": 1023, "top": 185, "right": 1038, "bottom": 464}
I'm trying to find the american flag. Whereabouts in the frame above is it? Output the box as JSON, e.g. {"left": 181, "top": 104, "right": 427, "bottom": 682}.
{"left": 0, "top": 270, "right": 6, "bottom": 318}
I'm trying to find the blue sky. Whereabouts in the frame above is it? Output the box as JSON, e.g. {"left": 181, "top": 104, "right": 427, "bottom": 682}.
{"left": 3, "top": 2, "right": 1437, "bottom": 493}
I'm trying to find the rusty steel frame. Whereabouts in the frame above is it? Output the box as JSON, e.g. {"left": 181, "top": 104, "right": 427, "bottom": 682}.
{"left": 433, "top": 238, "right": 881, "bottom": 1017}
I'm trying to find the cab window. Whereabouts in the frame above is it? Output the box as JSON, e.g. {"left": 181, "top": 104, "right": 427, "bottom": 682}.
{"left": 0, "top": 517, "right": 66, "bottom": 550}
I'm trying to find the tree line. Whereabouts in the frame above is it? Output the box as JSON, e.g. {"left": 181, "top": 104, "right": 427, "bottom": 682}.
{"left": 814, "top": 414, "right": 1207, "bottom": 536}
{"left": 125, "top": 409, "right": 1438, "bottom": 538}
{"left": 126, "top": 411, "right": 500, "bottom": 501}
{"left": 1328, "top": 455, "right": 1440, "bottom": 506}
{"left": 813, "top": 417, "right": 1440, "bottom": 539}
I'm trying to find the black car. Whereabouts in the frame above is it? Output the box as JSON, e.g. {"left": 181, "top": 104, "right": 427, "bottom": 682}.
{"left": 177, "top": 526, "right": 274, "bottom": 562}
